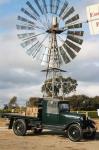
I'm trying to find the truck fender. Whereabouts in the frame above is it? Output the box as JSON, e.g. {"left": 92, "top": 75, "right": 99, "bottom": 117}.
{"left": 64, "top": 122, "right": 81, "bottom": 131}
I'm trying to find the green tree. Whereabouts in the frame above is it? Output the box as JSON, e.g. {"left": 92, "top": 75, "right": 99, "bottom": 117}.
{"left": 26, "top": 97, "right": 39, "bottom": 107}
{"left": 41, "top": 76, "right": 78, "bottom": 97}
{"left": 8, "top": 96, "right": 19, "bottom": 109}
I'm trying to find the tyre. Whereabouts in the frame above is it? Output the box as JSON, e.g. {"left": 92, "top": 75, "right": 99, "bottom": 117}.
{"left": 13, "top": 119, "right": 26, "bottom": 136}
{"left": 67, "top": 124, "right": 82, "bottom": 142}
{"left": 83, "top": 131, "right": 96, "bottom": 139}
{"left": 83, "top": 125, "right": 96, "bottom": 139}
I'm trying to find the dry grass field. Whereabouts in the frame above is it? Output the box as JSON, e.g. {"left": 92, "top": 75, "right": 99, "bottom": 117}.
{"left": 0, "top": 118, "right": 99, "bottom": 150}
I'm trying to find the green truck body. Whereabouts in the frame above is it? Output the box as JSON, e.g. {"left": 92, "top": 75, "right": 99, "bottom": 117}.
{"left": 0, "top": 98, "right": 96, "bottom": 142}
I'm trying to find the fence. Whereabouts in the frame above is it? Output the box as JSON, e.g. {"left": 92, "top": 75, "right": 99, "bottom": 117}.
{"left": 72, "top": 111, "right": 99, "bottom": 118}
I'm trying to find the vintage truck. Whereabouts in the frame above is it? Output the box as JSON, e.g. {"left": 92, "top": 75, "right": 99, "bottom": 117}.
{"left": 0, "top": 98, "right": 96, "bottom": 142}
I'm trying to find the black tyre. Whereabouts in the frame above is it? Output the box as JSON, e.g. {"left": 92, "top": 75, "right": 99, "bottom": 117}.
{"left": 83, "top": 131, "right": 96, "bottom": 139}
{"left": 83, "top": 125, "right": 96, "bottom": 139}
{"left": 13, "top": 119, "right": 26, "bottom": 136}
{"left": 67, "top": 124, "right": 82, "bottom": 142}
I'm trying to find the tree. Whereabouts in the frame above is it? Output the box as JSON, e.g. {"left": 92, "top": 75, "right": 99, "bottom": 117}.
{"left": 8, "top": 96, "right": 19, "bottom": 109}
{"left": 41, "top": 76, "right": 78, "bottom": 97}
{"left": 26, "top": 97, "right": 39, "bottom": 107}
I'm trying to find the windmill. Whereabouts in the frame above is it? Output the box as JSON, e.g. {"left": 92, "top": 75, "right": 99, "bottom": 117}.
{"left": 16, "top": 0, "right": 84, "bottom": 99}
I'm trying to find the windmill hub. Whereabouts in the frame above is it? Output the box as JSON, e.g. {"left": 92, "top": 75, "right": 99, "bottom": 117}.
{"left": 46, "top": 16, "right": 63, "bottom": 34}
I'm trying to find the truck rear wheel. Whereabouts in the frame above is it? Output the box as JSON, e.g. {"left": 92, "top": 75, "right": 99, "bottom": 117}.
{"left": 13, "top": 119, "right": 26, "bottom": 136}
{"left": 67, "top": 124, "right": 82, "bottom": 142}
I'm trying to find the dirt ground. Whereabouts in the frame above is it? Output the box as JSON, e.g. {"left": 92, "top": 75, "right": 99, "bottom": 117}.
{"left": 0, "top": 119, "right": 99, "bottom": 150}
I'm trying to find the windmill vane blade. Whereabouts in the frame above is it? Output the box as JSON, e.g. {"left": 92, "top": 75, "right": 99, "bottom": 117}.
{"left": 67, "top": 35, "right": 83, "bottom": 45}
{"left": 67, "top": 23, "right": 82, "bottom": 29}
{"left": 63, "top": 43, "right": 76, "bottom": 59}
{"left": 16, "top": 25, "right": 34, "bottom": 30}
{"left": 55, "top": 0, "right": 60, "bottom": 14}
{"left": 62, "top": 7, "right": 75, "bottom": 20}
{"left": 32, "top": 45, "right": 43, "bottom": 58}
{"left": 21, "top": 38, "right": 37, "bottom": 48}
{"left": 17, "top": 33, "right": 34, "bottom": 39}
{"left": 52, "top": 0, "right": 60, "bottom": 14}
{"left": 26, "top": 1, "right": 40, "bottom": 17}
{"left": 21, "top": 8, "right": 36, "bottom": 20}
{"left": 50, "top": 0, "right": 53, "bottom": 13}
{"left": 26, "top": 41, "right": 39, "bottom": 55}
{"left": 34, "top": 0, "right": 43, "bottom": 14}
{"left": 42, "top": 0, "right": 47, "bottom": 13}
{"left": 66, "top": 40, "right": 81, "bottom": 52}
{"left": 65, "top": 14, "right": 79, "bottom": 24}
{"left": 59, "top": 1, "right": 68, "bottom": 17}
{"left": 59, "top": 47, "right": 70, "bottom": 64}
{"left": 67, "top": 31, "right": 84, "bottom": 36}
{"left": 18, "top": 16, "right": 34, "bottom": 25}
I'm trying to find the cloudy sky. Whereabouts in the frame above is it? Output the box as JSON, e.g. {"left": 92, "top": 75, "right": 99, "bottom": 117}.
{"left": 0, "top": 0, "right": 99, "bottom": 107}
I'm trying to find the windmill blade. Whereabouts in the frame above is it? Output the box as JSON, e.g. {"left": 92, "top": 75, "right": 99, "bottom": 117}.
{"left": 32, "top": 45, "right": 42, "bottom": 58}
{"left": 32, "top": 34, "right": 48, "bottom": 58}
{"left": 67, "top": 35, "right": 83, "bottom": 45}
{"left": 17, "top": 16, "right": 35, "bottom": 25}
{"left": 50, "top": 0, "right": 61, "bottom": 14}
{"left": 63, "top": 43, "right": 76, "bottom": 59}
{"left": 42, "top": 0, "right": 47, "bottom": 13}
{"left": 21, "top": 38, "right": 37, "bottom": 48}
{"left": 55, "top": 0, "right": 60, "bottom": 14}
{"left": 50, "top": 0, "right": 53, "bottom": 13}
{"left": 17, "top": 33, "right": 35, "bottom": 39}
{"left": 65, "top": 14, "right": 79, "bottom": 25}
{"left": 16, "top": 25, "right": 34, "bottom": 30}
{"left": 62, "top": 7, "right": 75, "bottom": 20}
{"left": 57, "top": 50, "right": 63, "bottom": 65}
{"left": 59, "top": 1, "right": 68, "bottom": 17}
{"left": 59, "top": 47, "right": 70, "bottom": 64}
{"left": 26, "top": 1, "right": 40, "bottom": 17}
{"left": 26, "top": 41, "right": 39, "bottom": 55}
{"left": 54, "top": 47, "right": 62, "bottom": 64}
{"left": 21, "top": 8, "right": 36, "bottom": 20}
{"left": 34, "top": 0, "right": 43, "bottom": 14}
{"left": 66, "top": 40, "right": 81, "bottom": 52}
{"left": 67, "top": 31, "right": 84, "bottom": 36}
{"left": 67, "top": 23, "right": 82, "bottom": 29}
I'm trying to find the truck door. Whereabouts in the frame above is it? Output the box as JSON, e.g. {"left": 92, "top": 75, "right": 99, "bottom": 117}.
{"left": 58, "top": 102, "right": 70, "bottom": 125}
{"left": 45, "top": 101, "right": 59, "bottom": 125}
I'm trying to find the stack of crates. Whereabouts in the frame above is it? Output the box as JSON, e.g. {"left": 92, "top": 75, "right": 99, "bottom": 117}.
{"left": 26, "top": 107, "right": 38, "bottom": 117}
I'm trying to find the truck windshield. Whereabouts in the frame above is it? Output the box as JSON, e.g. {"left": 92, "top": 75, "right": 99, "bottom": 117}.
{"left": 59, "top": 103, "right": 69, "bottom": 113}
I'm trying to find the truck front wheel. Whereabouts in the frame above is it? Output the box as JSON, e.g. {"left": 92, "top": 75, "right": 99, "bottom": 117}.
{"left": 67, "top": 124, "right": 82, "bottom": 142}
{"left": 83, "top": 125, "right": 96, "bottom": 139}
{"left": 13, "top": 119, "right": 26, "bottom": 136}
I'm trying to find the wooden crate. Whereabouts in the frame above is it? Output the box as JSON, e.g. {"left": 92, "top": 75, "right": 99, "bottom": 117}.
{"left": 26, "top": 107, "right": 38, "bottom": 117}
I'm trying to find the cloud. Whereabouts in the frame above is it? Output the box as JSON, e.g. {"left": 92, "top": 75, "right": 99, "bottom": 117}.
{"left": 77, "top": 82, "right": 99, "bottom": 97}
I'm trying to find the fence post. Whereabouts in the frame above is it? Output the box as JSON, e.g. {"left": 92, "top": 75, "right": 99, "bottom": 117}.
{"left": 86, "top": 111, "right": 88, "bottom": 118}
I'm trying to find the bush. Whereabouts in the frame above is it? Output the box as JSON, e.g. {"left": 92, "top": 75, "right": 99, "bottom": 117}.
{"left": 88, "top": 111, "right": 98, "bottom": 118}
{"left": 0, "top": 109, "right": 12, "bottom": 113}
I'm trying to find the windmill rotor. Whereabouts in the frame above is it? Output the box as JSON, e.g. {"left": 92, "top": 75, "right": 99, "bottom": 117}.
{"left": 17, "top": 0, "right": 84, "bottom": 98}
